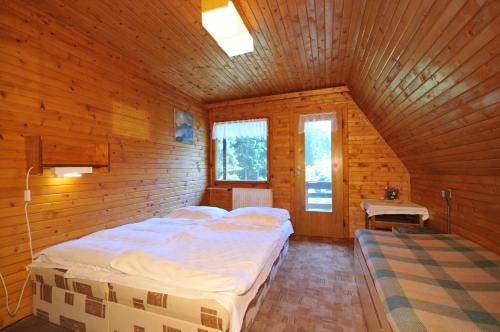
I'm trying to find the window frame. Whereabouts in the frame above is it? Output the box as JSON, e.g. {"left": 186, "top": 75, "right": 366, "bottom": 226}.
{"left": 210, "top": 117, "right": 271, "bottom": 187}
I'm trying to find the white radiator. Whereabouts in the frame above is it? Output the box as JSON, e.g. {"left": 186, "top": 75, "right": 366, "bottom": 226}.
{"left": 232, "top": 188, "right": 273, "bottom": 209}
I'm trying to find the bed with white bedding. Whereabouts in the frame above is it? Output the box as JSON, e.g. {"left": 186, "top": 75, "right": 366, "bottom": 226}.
{"left": 30, "top": 206, "right": 293, "bottom": 332}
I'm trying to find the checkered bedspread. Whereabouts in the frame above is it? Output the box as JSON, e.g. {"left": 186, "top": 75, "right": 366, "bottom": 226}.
{"left": 355, "top": 229, "right": 500, "bottom": 331}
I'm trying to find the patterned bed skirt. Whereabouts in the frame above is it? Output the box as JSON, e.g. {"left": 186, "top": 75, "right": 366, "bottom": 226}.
{"left": 32, "top": 240, "right": 289, "bottom": 332}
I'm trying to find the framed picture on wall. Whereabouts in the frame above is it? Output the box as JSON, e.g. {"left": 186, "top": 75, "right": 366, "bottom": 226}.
{"left": 175, "top": 108, "right": 194, "bottom": 144}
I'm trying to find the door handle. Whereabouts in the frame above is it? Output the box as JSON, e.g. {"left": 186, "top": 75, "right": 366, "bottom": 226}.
{"left": 295, "top": 166, "right": 302, "bottom": 176}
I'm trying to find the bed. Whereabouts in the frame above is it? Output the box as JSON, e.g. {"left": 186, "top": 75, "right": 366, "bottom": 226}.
{"left": 31, "top": 206, "right": 293, "bottom": 332}
{"left": 354, "top": 229, "right": 500, "bottom": 332}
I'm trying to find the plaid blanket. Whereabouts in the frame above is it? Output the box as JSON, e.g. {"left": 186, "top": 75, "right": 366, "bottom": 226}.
{"left": 355, "top": 229, "right": 500, "bottom": 332}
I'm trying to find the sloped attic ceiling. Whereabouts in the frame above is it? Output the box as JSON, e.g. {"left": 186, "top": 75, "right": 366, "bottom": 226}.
{"left": 24, "top": 0, "right": 500, "bottom": 177}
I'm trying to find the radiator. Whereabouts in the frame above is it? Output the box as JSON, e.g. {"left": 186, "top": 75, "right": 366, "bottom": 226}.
{"left": 232, "top": 188, "right": 273, "bottom": 209}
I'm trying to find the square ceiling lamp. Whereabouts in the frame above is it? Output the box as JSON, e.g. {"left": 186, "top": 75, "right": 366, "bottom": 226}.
{"left": 202, "top": 0, "right": 254, "bottom": 57}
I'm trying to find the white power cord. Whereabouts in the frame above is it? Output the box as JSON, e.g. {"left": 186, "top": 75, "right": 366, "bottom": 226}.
{"left": 0, "top": 167, "right": 34, "bottom": 316}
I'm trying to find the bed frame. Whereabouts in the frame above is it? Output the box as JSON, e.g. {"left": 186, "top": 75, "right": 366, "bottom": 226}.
{"left": 32, "top": 241, "right": 289, "bottom": 332}
{"left": 353, "top": 238, "right": 393, "bottom": 332}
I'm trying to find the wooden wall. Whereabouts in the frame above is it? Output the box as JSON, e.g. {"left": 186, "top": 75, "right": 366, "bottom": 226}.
{"left": 24, "top": 0, "right": 500, "bottom": 253}
{"left": 0, "top": 1, "right": 208, "bottom": 327}
{"left": 347, "top": 0, "right": 500, "bottom": 253}
{"left": 206, "top": 89, "right": 409, "bottom": 237}
{"left": 346, "top": 102, "right": 410, "bottom": 235}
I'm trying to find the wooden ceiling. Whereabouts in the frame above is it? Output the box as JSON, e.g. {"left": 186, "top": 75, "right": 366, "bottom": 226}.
{"left": 22, "top": 0, "right": 357, "bottom": 102}
{"left": 21, "top": 0, "right": 500, "bottom": 173}
{"left": 10, "top": 0, "right": 500, "bottom": 249}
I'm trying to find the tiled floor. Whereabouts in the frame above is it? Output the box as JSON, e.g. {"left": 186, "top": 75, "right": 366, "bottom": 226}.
{"left": 3, "top": 238, "right": 366, "bottom": 332}
{"left": 250, "top": 238, "right": 366, "bottom": 332}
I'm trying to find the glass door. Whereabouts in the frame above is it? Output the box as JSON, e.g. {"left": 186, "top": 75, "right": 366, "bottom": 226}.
{"left": 294, "top": 110, "right": 344, "bottom": 238}
{"left": 304, "top": 120, "right": 333, "bottom": 212}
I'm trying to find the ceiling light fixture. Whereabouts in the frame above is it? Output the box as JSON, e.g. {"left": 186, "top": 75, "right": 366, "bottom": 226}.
{"left": 202, "top": 0, "right": 254, "bottom": 57}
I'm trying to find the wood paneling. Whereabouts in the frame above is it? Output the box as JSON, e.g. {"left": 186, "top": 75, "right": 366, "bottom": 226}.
{"left": 25, "top": 136, "right": 110, "bottom": 175}
{"left": 346, "top": 0, "right": 500, "bottom": 253}
{"left": 0, "top": 1, "right": 208, "bottom": 327}
{"left": 16, "top": 0, "right": 360, "bottom": 102}
{"left": 346, "top": 103, "right": 410, "bottom": 236}
{"left": 2, "top": 0, "right": 498, "bottom": 327}
{"left": 207, "top": 89, "right": 409, "bottom": 237}
{"left": 19, "top": 0, "right": 499, "bottom": 254}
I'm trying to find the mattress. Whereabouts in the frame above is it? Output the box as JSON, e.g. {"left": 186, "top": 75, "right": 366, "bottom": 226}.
{"left": 32, "top": 240, "right": 289, "bottom": 332}
{"left": 355, "top": 229, "right": 500, "bottom": 331}
{"left": 32, "top": 214, "right": 293, "bottom": 331}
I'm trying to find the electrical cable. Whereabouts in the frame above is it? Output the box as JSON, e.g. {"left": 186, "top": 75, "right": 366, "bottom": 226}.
{"left": 0, "top": 167, "right": 34, "bottom": 316}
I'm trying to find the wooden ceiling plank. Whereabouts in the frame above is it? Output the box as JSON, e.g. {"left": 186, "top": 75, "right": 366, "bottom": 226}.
{"left": 353, "top": 0, "right": 398, "bottom": 93}
{"left": 315, "top": 0, "right": 327, "bottom": 87}
{"left": 329, "top": 0, "right": 343, "bottom": 85}
{"left": 398, "top": 109, "right": 500, "bottom": 157}
{"left": 353, "top": 0, "right": 410, "bottom": 101}
{"left": 380, "top": 0, "right": 466, "bottom": 117}
{"left": 285, "top": 0, "right": 315, "bottom": 87}
{"left": 295, "top": 0, "right": 316, "bottom": 88}
{"left": 276, "top": 0, "right": 311, "bottom": 90}
{"left": 244, "top": 0, "right": 294, "bottom": 93}
{"left": 375, "top": 2, "right": 500, "bottom": 133}
{"left": 324, "top": 0, "right": 334, "bottom": 85}
{"left": 260, "top": 0, "right": 302, "bottom": 90}
{"left": 389, "top": 79, "right": 500, "bottom": 151}
{"left": 366, "top": 0, "right": 488, "bottom": 122}
{"left": 355, "top": 0, "right": 424, "bottom": 111}
{"left": 393, "top": 80, "right": 500, "bottom": 154}
{"left": 356, "top": 0, "right": 431, "bottom": 113}
{"left": 161, "top": 1, "right": 262, "bottom": 98}
{"left": 135, "top": 0, "right": 251, "bottom": 97}
{"left": 339, "top": 0, "right": 364, "bottom": 82}
{"left": 304, "top": 0, "right": 321, "bottom": 88}
{"left": 345, "top": 0, "right": 380, "bottom": 89}
{"left": 395, "top": 0, "right": 468, "bottom": 91}
{"left": 380, "top": 22, "right": 500, "bottom": 137}
{"left": 231, "top": 1, "right": 285, "bottom": 96}
{"left": 205, "top": 85, "right": 349, "bottom": 108}
{"left": 49, "top": 0, "right": 212, "bottom": 99}
{"left": 354, "top": 0, "right": 408, "bottom": 101}
{"left": 0, "top": 6, "right": 204, "bottom": 109}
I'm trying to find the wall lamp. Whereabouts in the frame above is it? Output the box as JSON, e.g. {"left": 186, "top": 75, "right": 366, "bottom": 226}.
{"left": 51, "top": 167, "right": 93, "bottom": 178}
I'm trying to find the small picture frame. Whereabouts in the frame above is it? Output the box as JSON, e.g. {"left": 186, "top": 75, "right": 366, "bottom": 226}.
{"left": 175, "top": 108, "right": 194, "bottom": 144}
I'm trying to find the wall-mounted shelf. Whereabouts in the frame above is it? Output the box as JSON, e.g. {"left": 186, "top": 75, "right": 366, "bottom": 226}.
{"left": 25, "top": 136, "right": 110, "bottom": 175}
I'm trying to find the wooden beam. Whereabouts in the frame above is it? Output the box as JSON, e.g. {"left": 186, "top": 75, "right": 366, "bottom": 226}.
{"left": 204, "top": 86, "right": 350, "bottom": 109}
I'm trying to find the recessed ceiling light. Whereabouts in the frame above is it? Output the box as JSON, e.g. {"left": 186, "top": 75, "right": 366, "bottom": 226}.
{"left": 202, "top": 0, "right": 254, "bottom": 57}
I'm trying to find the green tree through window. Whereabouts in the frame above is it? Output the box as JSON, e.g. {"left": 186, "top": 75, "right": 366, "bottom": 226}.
{"left": 216, "top": 136, "right": 268, "bottom": 181}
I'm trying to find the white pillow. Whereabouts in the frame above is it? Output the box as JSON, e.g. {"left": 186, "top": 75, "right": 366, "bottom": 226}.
{"left": 223, "top": 207, "right": 290, "bottom": 226}
{"left": 167, "top": 206, "right": 228, "bottom": 220}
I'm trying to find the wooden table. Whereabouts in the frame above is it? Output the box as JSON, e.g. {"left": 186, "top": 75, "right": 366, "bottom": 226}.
{"left": 361, "top": 199, "right": 429, "bottom": 230}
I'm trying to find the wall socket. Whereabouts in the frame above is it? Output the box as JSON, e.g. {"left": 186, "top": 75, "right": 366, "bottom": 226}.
{"left": 441, "top": 188, "right": 452, "bottom": 199}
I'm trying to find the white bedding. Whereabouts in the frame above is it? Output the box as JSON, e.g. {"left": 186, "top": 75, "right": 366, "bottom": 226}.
{"left": 32, "top": 212, "right": 293, "bottom": 332}
{"left": 361, "top": 199, "right": 429, "bottom": 220}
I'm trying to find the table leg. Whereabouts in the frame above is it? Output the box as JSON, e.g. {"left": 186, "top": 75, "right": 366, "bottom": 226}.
{"left": 369, "top": 216, "right": 376, "bottom": 230}
{"left": 418, "top": 215, "right": 424, "bottom": 227}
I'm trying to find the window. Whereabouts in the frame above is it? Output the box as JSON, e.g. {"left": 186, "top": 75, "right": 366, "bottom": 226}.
{"left": 212, "top": 118, "right": 268, "bottom": 182}
{"left": 304, "top": 119, "right": 332, "bottom": 212}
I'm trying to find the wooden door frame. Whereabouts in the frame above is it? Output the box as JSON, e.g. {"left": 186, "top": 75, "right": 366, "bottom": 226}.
{"left": 292, "top": 106, "right": 345, "bottom": 238}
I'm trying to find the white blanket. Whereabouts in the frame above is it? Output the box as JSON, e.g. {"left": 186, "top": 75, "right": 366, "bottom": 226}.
{"left": 361, "top": 199, "right": 429, "bottom": 220}
{"left": 33, "top": 216, "right": 293, "bottom": 331}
